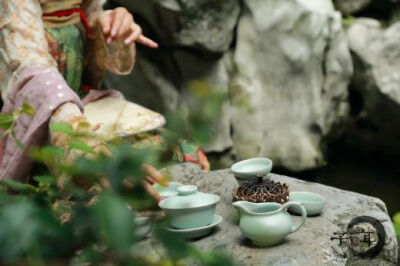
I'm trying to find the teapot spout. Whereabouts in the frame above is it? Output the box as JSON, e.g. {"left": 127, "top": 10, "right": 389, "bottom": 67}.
{"left": 232, "top": 201, "right": 253, "bottom": 215}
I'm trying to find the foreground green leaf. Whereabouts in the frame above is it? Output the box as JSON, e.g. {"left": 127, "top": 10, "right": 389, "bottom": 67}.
{"left": 29, "top": 146, "right": 66, "bottom": 163}
{"left": 93, "top": 192, "right": 134, "bottom": 252}
{"left": 33, "top": 175, "right": 56, "bottom": 185}
{"left": 69, "top": 140, "right": 95, "bottom": 154}
{"left": 21, "top": 103, "right": 35, "bottom": 116}
{"left": 0, "top": 180, "right": 36, "bottom": 193}
{"left": 394, "top": 213, "right": 400, "bottom": 238}
{"left": 0, "top": 114, "right": 13, "bottom": 130}
{"left": 49, "top": 122, "right": 74, "bottom": 136}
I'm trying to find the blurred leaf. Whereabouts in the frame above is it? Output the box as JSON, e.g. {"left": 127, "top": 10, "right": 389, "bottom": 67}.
{"left": 21, "top": 103, "right": 35, "bottom": 116}
{"left": 93, "top": 192, "right": 134, "bottom": 252}
{"left": 33, "top": 175, "right": 56, "bottom": 186}
{"left": 0, "top": 200, "right": 40, "bottom": 259}
{"left": 71, "top": 156, "right": 107, "bottom": 178}
{"left": 189, "top": 80, "right": 212, "bottom": 99}
{"left": 29, "top": 146, "right": 66, "bottom": 163}
{"left": 197, "top": 252, "right": 234, "bottom": 266}
{"left": 342, "top": 16, "right": 355, "bottom": 27}
{"left": 69, "top": 140, "right": 94, "bottom": 154}
{"left": 0, "top": 114, "right": 13, "bottom": 130}
{"left": 393, "top": 213, "right": 400, "bottom": 224}
{"left": 33, "top": 208, "right": 75, "bottom": 258}
{"left": 395, "top": 223, "right": 400, "bottom": 239}
{"left": 42, "top": 146, "right": 66, "bottom": 157}
{"left": 0, "top": 79, "right": 234, "bottom": 264}
{"left": 165, "top": 112, "right": 188, "bottom": 140}
{"left": 0, "top": 179, "right": 36, "bottom": 193}
{"left": 49, "top": 122, "right": 74, "bottom": 136}
{"left": 124, "top": 184, "right": 154, "bottom": 210}
{"left": 104, "top": 145, "right": 149, "bottom": 191}
{"left": 394, "top": 213, "right": 400, "bottom": 239}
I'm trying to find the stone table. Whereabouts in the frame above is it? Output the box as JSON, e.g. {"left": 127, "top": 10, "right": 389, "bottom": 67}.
{"left": 144, "top": 164, "right": 399, "bottom": 265}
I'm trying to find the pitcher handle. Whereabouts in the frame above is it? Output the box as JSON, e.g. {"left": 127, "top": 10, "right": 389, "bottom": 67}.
{"left": 281, "top": 202, "right": 307, "bottom": 233}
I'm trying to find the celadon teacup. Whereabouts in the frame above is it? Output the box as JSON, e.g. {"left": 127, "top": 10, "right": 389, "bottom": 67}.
{"left": 231, "top": 158, "right": 273, "bottom": 181}
{"left": 233, "top": 201, "right": 307, "bottom": 246}
{"left": 289, "top": 191, "right": 326, "bottom": 216}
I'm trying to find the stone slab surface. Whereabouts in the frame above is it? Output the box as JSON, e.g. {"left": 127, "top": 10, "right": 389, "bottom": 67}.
{"left": 142, "top": 164, "right": 398, "bottom": 265}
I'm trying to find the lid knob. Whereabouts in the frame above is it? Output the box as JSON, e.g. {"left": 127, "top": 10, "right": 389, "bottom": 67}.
{"left": 177, "top": 185, "right": 198, "bottom": 195}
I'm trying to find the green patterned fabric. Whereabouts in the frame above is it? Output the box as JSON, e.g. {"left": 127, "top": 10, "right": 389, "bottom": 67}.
{"left": 45, "top": 25, "right": 84, "bottom": 93}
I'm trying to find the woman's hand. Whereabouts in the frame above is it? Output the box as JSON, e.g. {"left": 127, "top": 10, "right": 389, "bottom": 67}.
{"left": 98, "top": 7, "right": 158, "bottom": 48}
{"left": 99, "top": 164, "right": 167, "bottom": 202}
{"left": 142, "top": 164, "right": 169, "bottom": 203}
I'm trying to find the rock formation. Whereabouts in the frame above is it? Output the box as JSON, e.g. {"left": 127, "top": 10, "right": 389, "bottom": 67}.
{"left": 346, "top": 18, "right": 400, "bottom": 157}
{"left": 229, "top": 0, "right": 352, "bottom": 171}
{"left": 105, "top": 0, "right": 354, "bottom": 171}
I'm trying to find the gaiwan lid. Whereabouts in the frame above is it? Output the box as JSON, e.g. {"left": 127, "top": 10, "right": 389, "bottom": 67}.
{"left": 159, "top": 185, "right": 219, "bottom": 210}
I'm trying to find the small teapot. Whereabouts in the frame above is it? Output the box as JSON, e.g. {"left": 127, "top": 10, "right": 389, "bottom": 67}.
{"left": 233, "top": 201, "right": 306, "bottom": 246}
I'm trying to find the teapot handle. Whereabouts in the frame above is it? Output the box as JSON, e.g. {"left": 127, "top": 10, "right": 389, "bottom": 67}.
{"left": 281, "top": 202, "right": 307, "bottom": 233}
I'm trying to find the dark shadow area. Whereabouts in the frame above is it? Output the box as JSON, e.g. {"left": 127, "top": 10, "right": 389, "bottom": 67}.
{"left": 275, "top": 139, "right": 400, "bottom": 217}
{"left": 349, "top": 88, "right": 364, "bottom": 116}
{"left": 352, "top": 0, "right": 392, "bottom": 21}
{"left": 318, "top": 139, "right": 400, "bottom": 217}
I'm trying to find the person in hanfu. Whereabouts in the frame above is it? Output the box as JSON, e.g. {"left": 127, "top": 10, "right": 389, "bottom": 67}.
{"left": 0, "top": 0, "right": 209, "bottom": 199}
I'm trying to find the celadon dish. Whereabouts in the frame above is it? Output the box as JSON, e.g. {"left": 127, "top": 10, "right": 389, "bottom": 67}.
{"left": 133, "top": 217, "right": 152, "bottom": 240}
{"left": 289, "top": 191, "right": 326, "bottom": 216}
{"left": 159, "top": 185, "right": 220, "bottom": 229}
{"left": 153, "top": 182, "right": 183, "bottom": 199}
{"left": 231, "top": 158, "right": 273, "bottom": 181}
{"left": 166, "top": 215, "right": 222, "bottom": 239}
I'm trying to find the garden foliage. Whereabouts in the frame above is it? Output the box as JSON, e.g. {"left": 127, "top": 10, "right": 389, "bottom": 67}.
{"left": 0, "top": 82, "right": 233, "bottom": 265}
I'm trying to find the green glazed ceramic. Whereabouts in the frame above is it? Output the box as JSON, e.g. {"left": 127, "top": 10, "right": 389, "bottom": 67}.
{"left": 133, "top": 217, "right": 152, "bottom": 240}
{"left": 166, "top": 215, "right": 222, "bottom": 239}
{"left": 289, "top": 191, "right": 326, "bottom": 216}
{"left": 231, "top": 158, "right": 273, "bottom": 181}
{"left": 233, "top": 201, "right": 306, "bottom": 246}
{"left": 159, "top": 185, "right": 220, "bottom": 229}
{"left": 153, "top": 182, "right": 183, "bottom": 199}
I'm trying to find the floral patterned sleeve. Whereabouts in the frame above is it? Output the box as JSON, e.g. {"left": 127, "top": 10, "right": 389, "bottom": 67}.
{"left": 0, "top": 0, "right": 56, "bottom": 100}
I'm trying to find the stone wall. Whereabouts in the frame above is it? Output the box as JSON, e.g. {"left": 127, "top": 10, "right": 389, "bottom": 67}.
{"left": 345, "top": 19, "right": 400, "bottom": 156}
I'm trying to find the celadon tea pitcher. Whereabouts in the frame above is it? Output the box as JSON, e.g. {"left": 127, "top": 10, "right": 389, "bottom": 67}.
{"left": 233, "top": 201, "right": 307, "bottom": 246}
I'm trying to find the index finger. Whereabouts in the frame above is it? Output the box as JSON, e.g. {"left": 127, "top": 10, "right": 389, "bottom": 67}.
{"left": 137, "top": 35, "right": 159, "bottom": 48}
{"left": 142, "top": 164, "right": 164, "bottom": 183}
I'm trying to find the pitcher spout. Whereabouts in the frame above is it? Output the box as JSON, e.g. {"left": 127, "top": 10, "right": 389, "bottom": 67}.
{"left": 232, "top": 201, "right": 253, "bottom": 215}
{"left": 233, "top": 201, "right": 283, "bottom": 216}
